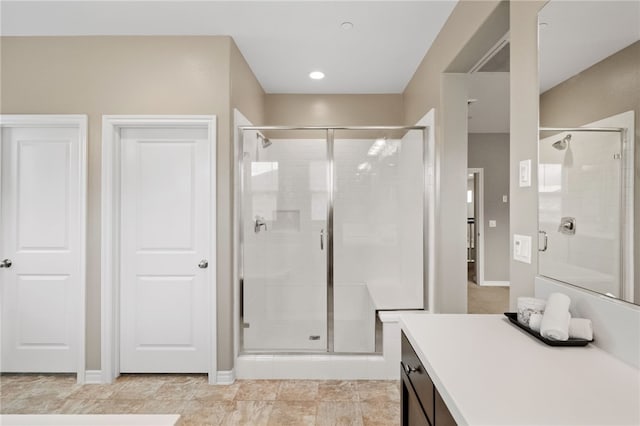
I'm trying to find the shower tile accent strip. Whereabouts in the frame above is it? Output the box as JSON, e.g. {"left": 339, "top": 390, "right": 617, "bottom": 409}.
{"left": 0, "top": 374, "right": 400, "bottom": 425}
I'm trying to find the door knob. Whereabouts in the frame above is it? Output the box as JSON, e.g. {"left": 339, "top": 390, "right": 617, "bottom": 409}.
{"left": 198, "top": 260, "right": 209, "bottom": 269}
{"left": 0, "top": 259, "right": 12, "bottom": 268}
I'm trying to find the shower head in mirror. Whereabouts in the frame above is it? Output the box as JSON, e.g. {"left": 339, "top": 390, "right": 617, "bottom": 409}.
{"left": 552, "top": 133, "right": 572, "bottom": 150}
{"left": 257, "top": 132, "right": 272, "bottom": 148}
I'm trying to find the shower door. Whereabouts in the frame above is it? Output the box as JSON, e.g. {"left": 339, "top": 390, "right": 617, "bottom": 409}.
{"left": 240, "top": 129, "right": 329, "bottom": 351}
{"left": 538, "top": 129, "right": 622, "bottom": 298}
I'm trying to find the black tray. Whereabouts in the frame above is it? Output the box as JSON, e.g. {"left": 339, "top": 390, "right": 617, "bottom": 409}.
{"left": 503, "top": 312, "right": 593, "bottom": 346}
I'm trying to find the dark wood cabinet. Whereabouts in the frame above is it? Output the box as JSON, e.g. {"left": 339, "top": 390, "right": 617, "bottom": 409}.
{"left": 435, "top": 389, "right": 457, "bottom": 426}
{"left": 401, "top": 332, "right": 457, "bottom": 426}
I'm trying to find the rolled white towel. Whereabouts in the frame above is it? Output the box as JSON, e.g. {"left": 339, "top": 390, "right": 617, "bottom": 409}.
{"left": 529, "top": 313, "right": 543, "bottom": 333}
{"left": 540, "top": 292, "right": 571, "bottom": 341}
{"left": 569, "top": 318, "right": 593, "bottom": 340}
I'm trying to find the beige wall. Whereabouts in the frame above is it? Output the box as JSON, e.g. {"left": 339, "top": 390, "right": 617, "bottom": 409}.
{"left": 0, "top": 36, "right": 262, "bottom": 371}
{"left": 403, "top": 1, "right": 505, "bottom": 126}
{"left": 263, "top": 94, "right": 404, "bottom": 139}
{"left": 402, "top": 0, "right": 507, "bottom": 313}
{"left": 265, "top": 94, "right": 403, "bottom": 125}
{"left": 468, "top": 133, "right": 510, "bottom": 282}
{"left": 402, "top": 0, "right": 550, "bottom": 312}
{"left": 509, "top": 0, "right": 547, "bottom": 309}
{"left": 231, "top": 41, "right": 265, "bottom": 127}
{"left": 223, "top": 41, "right": 265, "bottom": 369}
{"left": 540, "top": 41, "right": 640, "bottom": 303}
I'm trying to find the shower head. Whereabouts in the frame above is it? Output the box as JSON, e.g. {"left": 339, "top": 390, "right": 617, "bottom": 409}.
{"left": 257, "top": 132, "right": 272, "bottom": 148}
{"left": 552, "top": 133, "right": 572, "bottom": 150}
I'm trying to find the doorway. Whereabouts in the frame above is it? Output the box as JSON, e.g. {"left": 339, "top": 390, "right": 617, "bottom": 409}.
{"left": 466, "top": 168, "right": 484, "bottom": 285}
{"left": 0, "top": 115, "right": 87, "bottom": 381}
{"left": 101, "top": 116, "right": 217, "bottom": 383}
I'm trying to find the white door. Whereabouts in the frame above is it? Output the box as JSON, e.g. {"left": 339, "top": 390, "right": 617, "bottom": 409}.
{"left": 119, "top": 126, "right": 211, "bottom": 373}
{"left": 1, "top": 118, "right": 85, "bottom": 373}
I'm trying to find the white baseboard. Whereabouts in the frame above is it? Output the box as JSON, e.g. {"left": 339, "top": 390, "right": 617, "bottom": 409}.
{"left": 481, "top": 281, "right": 510, "bottom": 287}
{"left": 84, "top": 369, "right": 233, "bottom": 385}
{"left": 216, "top": 369, "right": 235, "bottom": 384}
{"left": 84, "top": 370, "right": 103, "bottom": 384}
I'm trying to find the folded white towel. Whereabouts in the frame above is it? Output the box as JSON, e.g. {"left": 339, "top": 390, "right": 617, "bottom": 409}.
{"left": 568, "top": 318, "right": 593, "bottom": 340}
{"left": 540, "top": 292, "right": 571, "bottom": 341}
{"left": 529, "top": 313, "right": 543, "bottom": 333}
{"left": 530, "top": 313, "right": 593, "bottom": 340}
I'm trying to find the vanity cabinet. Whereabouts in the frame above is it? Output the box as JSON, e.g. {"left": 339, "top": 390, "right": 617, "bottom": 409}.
{"left": 401, "top": 332, "right": 456, "bottom": 426}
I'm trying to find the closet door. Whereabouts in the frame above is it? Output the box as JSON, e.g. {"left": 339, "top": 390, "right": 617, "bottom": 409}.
{"left": 1, "top": 117, "right": 86, "bottom": 373}
{"left": 119, "top": 125, "right": 212, "bottom": 373}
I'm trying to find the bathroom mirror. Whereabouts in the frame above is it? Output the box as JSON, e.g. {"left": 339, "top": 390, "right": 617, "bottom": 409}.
{"left": 538, "top": 0, "right": 640, "bottom": 305}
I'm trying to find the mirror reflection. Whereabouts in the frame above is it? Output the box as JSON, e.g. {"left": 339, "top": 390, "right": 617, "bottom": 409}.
{"left": 538, "top": 0, "right": 640, "bottom": 305}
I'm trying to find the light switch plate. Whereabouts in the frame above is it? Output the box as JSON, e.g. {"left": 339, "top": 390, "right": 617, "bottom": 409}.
{"left": 502, "top": 195, "right": 508, "bottom": 203}
{"left": 519, "top": 159, "right": 531, "bottom": 187}
{"left": 513, "top": 234, "right": 532, "bottom": 263}
{"left": 489, "top": 220, "right": 497, "bottom": 228}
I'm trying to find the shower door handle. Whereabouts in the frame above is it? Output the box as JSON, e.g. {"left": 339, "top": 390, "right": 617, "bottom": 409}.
{"left": 538, "top": 231, "right": 548, "bottom": 252}
{"left": 320, "top": 229, "right": 324, "bottom": 250}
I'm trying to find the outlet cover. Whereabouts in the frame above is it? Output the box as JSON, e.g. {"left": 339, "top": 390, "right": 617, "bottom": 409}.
{"left": 489, "top": 220, "right": 497, "bottom": 228}
{"left": 513, "top": 234, "right": 532, "bottom": 264}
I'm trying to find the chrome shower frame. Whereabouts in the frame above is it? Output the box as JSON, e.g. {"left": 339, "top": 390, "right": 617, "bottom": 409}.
{"left": 237, "top": 125, "right": 429, "bottom": 355}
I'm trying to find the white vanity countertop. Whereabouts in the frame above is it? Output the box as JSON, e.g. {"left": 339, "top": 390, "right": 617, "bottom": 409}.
{"left": 399, "top": 313, "right": 640, "bottom": 426}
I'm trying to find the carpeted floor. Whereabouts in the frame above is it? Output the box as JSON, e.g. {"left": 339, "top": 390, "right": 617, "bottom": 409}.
{"left": 467, "top": 281, "right": 509, "bottom": 314}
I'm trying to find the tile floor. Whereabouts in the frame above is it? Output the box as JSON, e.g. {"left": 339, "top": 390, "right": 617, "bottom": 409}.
{"left": 0, "top": 374, "right": 400, "bottom": 425}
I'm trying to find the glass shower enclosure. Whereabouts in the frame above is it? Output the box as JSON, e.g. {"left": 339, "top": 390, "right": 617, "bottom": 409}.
{"left": 538, "top": 127, "right": 626, "bottom": 298}
{"left": 238, "top": 126, "right": 427, "bottom": 354}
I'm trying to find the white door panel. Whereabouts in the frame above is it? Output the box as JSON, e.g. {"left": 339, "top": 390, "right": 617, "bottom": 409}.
{"left": 1, "top": 123, "right": 83, "bottom": 373}
{"left": 119, "top": 126, "right": 210, "bottom": 373}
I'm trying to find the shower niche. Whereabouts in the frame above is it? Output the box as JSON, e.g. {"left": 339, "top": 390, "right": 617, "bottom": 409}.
{"left": 238, "top": 126, "right": 427, "bottom": 354}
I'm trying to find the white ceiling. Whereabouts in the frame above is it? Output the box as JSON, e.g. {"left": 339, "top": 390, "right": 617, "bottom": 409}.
{"left": 1, "top": 1, "right": 458, "bottom": 94}
{"left": 539, "top": 0, "right": 640, "bottom": 93}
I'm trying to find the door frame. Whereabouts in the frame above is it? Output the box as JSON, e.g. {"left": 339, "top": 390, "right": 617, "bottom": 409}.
{"left": 0, "top": 114, "right": 87, "bottom": 383}
{"left": 101, "top": 115, "right": 217, "bottom": 384}
{"left": 467, "top": 168, "right": 485, "bottom": 286}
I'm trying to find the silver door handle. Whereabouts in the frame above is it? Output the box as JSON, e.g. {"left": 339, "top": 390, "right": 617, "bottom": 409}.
{"left": 320, "top": 229, "right": 324, "bottom": 250}
{"left": 254, "top": 216, "right": 267, "bottom": 233}
{"left": 0, "top": 259, "right": 12, "bottom": 268}
{"left": 198, "top": 260, "right": 208, "bottom": 269}
{"left": 402, "top": 362, "right": 419, "bottom": 375}
{"left": 538, "top": 231, "right": 548, "bottom": 252}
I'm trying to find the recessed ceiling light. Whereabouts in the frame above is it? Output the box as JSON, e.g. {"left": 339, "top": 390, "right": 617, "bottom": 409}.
{"left": 309, "top": 71, "right": 325, "bottom": 80}
{"left": 341, "top": 21, "right": 354, "bottom": 31}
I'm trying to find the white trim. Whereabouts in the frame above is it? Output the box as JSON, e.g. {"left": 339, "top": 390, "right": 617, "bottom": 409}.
{"left": 215, "top": 369, "right": 236, "bottom": 385}
{"left": 415, "top": 110, "right": 436, "bottom": 314}
{"left": 84, "top": 370, "right": 103, "bottom": 384}
{"left": 468, "top": 168, "right": 485, "bottom": 287}
{"left": 481, "top": 281, "right": 510, "bottom": 287}
{"left": 232, "top": 109, "right": 252, "bottom": 366}
{"left": 0, "top": 114, "right": 87, "bottom": 384}
{"left": 101, "top": 115, "right": 217, "bottom": 384}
